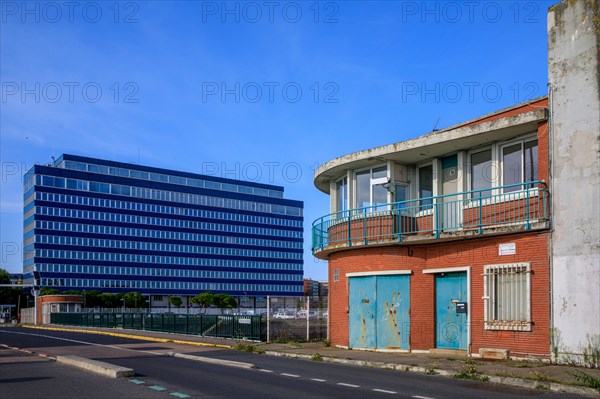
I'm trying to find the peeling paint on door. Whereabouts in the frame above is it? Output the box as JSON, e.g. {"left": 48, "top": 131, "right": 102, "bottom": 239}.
{"left": 349, "top": 275, "right": 410, "bottom": 350}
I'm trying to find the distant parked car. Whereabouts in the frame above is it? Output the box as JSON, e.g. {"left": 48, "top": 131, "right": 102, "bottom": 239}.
{"left": 273, "top": 312, "right": 294, "bottom": 319}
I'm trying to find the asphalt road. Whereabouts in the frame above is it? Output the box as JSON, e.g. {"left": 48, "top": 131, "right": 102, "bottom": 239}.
{"left": 0, "top": 326, "right": 588, "bottom": 399}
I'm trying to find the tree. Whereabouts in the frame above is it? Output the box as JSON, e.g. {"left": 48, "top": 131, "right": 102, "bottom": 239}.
{"left": 83, "top": 290, "right": 103, "bottom": 308}
{"left": 40, "top": 287, "right": 60, "bottom": 296}
{"left": 0, "top": 268, "right": 22, "bottom": 306}
{"left": 122, "top": 292, "right": 147, "bottom": 308}
{"left": 169, "top": 296, "right": 182, "bottom": 308}
{"left": 213, "top": 293, "right": 237, "bottom": 314}
{"left": 191, "top": 291, "right": 215, "bottom": 313}
{"left": 100, "top": 293, "right": 120, "bottom": 308}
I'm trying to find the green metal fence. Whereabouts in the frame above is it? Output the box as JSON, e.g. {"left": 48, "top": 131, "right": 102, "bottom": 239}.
{"left": 51, "top": 312, "right": 264, "bottom": 341}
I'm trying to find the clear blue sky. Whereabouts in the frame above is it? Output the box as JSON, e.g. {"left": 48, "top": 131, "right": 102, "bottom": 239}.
{"left": 1, "top": 1, "right": 556, "bottom": 279}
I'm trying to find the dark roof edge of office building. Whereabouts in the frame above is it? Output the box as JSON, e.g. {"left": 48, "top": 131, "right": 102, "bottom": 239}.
{"left": 58, "top": 154, "right": 286, "bottom": 192}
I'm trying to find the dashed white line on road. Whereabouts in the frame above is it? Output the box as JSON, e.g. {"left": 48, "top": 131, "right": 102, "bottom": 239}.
{"left": 413, "top": 396, "right": 435, "bottom": 399}
{"left": 310, "top": 378, "right": 327, "bottom": 382}
{"left": 259, "top": 369, "right": 274, "bottom": 373}
{"left": 337, "top": 383, "right": 360, "bottom": 388}
{"left": 373, "top": 389, "right": 397, "bottom": 394}
{"left": 280, "top": 373, "right": 300, "bottom": 378}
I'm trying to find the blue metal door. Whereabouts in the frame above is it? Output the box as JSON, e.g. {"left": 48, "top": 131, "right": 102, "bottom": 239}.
{"left": 435, "top": 272, "right": 468, "bottom": 350}
{"left": 349, "top": 275, "right": 410, "bottom": 350}
{"left": 376, "top": 275, "right": 410, "bottom": 350}
{"left": 349, "top": 276, "right": 376, "bottom": 348}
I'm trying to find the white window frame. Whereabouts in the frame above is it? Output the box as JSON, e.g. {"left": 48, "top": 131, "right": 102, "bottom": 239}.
{"left": 483, "top": 262, "right": 532, "bottom": 331}
{"left": 333, "top": 268, "right": 339, "bottom": 282}
{"left": 499, "top": 134, "right": 538, "bottom": 192}
{"left": 336, "top": 176, "right": 349, "bottom": 213}
{"left": 352, "top": 164, "right": 389, "bottom": 211}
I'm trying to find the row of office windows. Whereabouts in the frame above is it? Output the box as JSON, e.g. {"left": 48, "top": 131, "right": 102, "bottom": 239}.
{"left": 27, "top": 252, "right": 301, "bottom": 272}
{"left": 36, "top": 174, "right": 302, "bottom": 217}
{"left": 33, "top": 206, "right": 304, "bottom": 239}
{"left": 35, "top": 263, "right": 301, "bottom": 281}
{"left": 31, "top": 191, "right": 302, "bottom": 228}
{"left": 32, "top": 246, "right": 302, "bottom": 262}
{"left": 28, "top": 220, "right": 301, "bottom": 244}
{"left": 59, "top": 160, "right": 285, "bottom": 199}
{"left": 35, "top": 234, "right": 302, "bottom": 251}
{"left": 41, "top": 277, "right": 302, "bottom": 292}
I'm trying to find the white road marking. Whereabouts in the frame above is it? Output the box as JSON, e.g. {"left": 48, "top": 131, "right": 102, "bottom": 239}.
{"left": 281, "top": 373, "right": 300, "bottom": 378}
{"left": 337, "top": 383, "right": 360, "bottom": 388}
{"left": 1, "top": 330, "right": 163, "bottom": 355}
{"left": 413, "top": 396, "right": 435, "bottom": 399}
{"left": 374, "top": 389, "right": 397, "bottom": 394}
{"left": 311, "top": 378, "right": 327, "bottom": 382}
{"left": 259, "top": 369, "right": 274, "bottom": 373}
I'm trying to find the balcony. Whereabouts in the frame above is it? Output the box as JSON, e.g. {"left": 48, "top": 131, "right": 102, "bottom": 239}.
{"left": 312, "top": 181, "right": 550, "bottom": 258}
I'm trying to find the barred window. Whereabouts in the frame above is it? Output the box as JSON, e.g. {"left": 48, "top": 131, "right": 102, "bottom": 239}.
{"left": 483, "top": 263, "right": 531, "bottom": 331}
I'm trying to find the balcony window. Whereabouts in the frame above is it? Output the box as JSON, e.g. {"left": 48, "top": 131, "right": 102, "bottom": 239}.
{"left": 336, "top": 177, "right": 348, "bottom": 212}
{"left": 355, "top": 166, "right": 388, "bottom": 212}
{"left": 470, "top": 149, "right": 493, "bottom": 198}
{"left": 502, "top": 139, "right": 538, "bottom": 192}
{"left": 418, "top": 165, "right": 433, "bottom": 208}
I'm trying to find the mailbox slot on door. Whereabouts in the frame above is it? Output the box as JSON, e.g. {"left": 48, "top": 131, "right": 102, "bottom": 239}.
{"left": 455, "top": 302, "right": 467, "bottom": 314}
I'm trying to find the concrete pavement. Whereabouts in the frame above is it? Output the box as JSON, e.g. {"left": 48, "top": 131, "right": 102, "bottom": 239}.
{"left": 18, "top": 324, "right": 600, "bottom": 397}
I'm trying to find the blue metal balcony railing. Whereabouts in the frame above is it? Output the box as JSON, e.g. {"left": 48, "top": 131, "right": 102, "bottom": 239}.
{"left": 312, "top": 181, "right": 549, "bottom": 253}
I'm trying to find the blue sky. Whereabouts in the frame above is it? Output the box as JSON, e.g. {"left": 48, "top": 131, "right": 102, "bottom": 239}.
{"left": 1, "top": 1, "right": 556, "bottom": 279}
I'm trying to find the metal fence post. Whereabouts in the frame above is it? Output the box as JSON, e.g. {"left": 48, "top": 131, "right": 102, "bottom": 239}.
{"left": 306, "top": 296, "right": 310, "bottom": 341}
{"left": 266, "top": 296, "right": 270, "bottom": 342}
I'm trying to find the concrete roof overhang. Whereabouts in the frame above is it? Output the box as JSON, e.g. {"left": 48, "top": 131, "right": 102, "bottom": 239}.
{"left": 314, "top": 107, "right": 548, "bottom": 193}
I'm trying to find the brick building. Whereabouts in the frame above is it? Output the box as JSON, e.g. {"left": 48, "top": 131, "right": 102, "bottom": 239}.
{"left": 312, "top": 0, "right": 598, "bottom": 362}
{"left": 313, "top": 98, "right": 551, "bottom": 358}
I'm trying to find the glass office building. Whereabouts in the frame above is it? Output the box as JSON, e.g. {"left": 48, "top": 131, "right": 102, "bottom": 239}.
{"left": 23, "top": 154, "right": 304, "bottom": 297}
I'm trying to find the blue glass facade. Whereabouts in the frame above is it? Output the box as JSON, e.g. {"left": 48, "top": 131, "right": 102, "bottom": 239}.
{"left": 23, "top": 154, "right": 304, "bottom": 297}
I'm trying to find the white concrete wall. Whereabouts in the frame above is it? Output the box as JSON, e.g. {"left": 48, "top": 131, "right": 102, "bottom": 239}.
{"left": 548, "top": 0, "right": 600, "bottom": 364}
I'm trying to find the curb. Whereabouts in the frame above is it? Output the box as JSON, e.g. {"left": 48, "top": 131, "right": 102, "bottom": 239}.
{"left": 264, "top": 351, "right": 600, "bottom": 398}
{"left": 56, "top": 354, "right": 134, "bottom": 378}
{"left": 21, "top": 324, "right": 232, "bottom": 349}
{"left": 168, "top": 351, "right": 255, "bottom": 369}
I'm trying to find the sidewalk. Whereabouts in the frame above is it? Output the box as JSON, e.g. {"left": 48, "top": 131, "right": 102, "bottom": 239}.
{"left": 22, "top": 324, "right": 600, "bottom": 397}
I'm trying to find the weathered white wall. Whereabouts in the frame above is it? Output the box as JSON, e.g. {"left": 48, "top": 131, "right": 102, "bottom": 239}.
{"left": 548, "top": 0, "right": 600, "bottom": 363}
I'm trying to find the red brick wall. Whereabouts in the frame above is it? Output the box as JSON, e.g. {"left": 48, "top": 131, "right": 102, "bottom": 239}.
{"left": 327, "top": 232, "right": 551, "bottom": 358}
{"left": 462, "top": 98, "right": 548, "bottom": 127}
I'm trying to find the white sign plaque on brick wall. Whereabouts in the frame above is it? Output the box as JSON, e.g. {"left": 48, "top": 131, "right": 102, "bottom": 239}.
{"left": 499, "top": 243, "right": 516, "bottom": 256}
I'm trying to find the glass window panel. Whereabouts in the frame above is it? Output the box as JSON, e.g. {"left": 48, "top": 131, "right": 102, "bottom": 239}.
{"left": 109, "top": 167, "right": 129, "bottom": 177}
{"left": 524, "top": 140, "right": 538, "bottom": 186}
{"left": 168, "top": 175, "right": 186, "bottom": 185}
{"left": 503, "top": 143, "right": 522, "bottom": 192}
{"left": 373, "top": 184, "right": 388, "bottom": 210}
{"left": 150, "top": 173, "right": 168, "bottom": 182}
{"left": 88, "top": 164, "right": 108, "bottom": 174}
{"left": 205, "top": 181, "right": 221, "bottom": 190}
{"left": 372, "top": 166, "right": 387, "bottom": 180}
{"left": 254, "top": 188, "right": 269, "bottom": 196}
{"left": 89, "top": 182, "right": 110, "bottom": 193}
{"left": 336, "top": 177, "right": 348, "bottom": 212}
{"left": 419, "top": 165, "right": 433, "bottom": 207}
{"left": 222, "top": 183, "right": 238, "bottom": 192}
{"left": 394, "top": 184, "right": 408, "bottom": 209}
{"left": 471, "top": 149, "right": 493, "bottom": 198}
{"left": 188, "top": 179, "right": 204, "bottom": 188}
{"left": 356, "top": 170, "right": 370, "bottom": 210}
{"left": 65, "top": 161, "right": 86, "bottom": 171}
{"left": 130, "top": 170, "right": 149, "bottom": 180}
{"left": 238, "top": 185, "right": 253, "bottom": 194}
